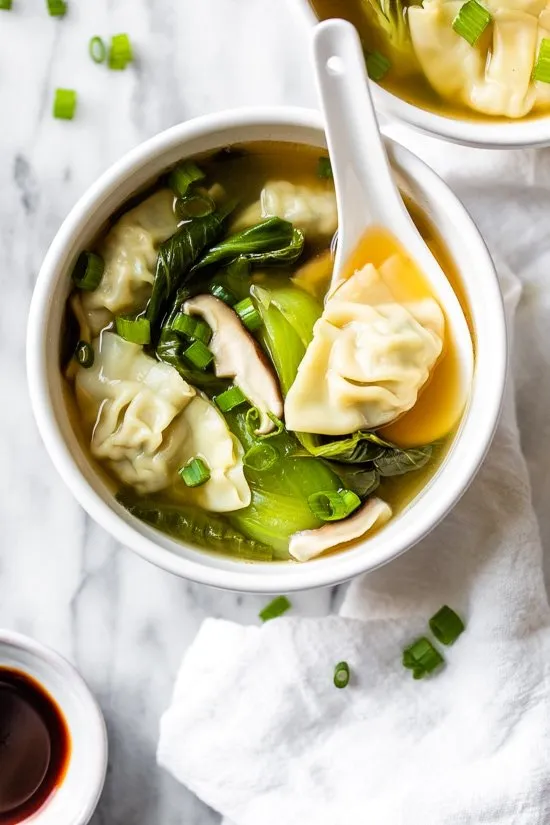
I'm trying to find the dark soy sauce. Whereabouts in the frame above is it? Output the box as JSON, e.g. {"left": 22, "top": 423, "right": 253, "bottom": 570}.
{"left": 0, "top": 668, "right": 70, "bottom": 824}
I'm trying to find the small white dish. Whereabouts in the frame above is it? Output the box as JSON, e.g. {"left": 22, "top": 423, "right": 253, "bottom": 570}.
{"left": 27, "top": 107, "right": 506, "bottom": 593}
{"left": 292, "top": 0, "right": 550, "bottom": 149}
{"left": 0, "top": 630, "right": 107, "bottom": 824}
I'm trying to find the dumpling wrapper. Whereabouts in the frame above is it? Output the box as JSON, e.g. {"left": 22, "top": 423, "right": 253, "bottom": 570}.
{"left": 75, "top": 332, "right": 250, "bottom": 510}
{"left": 232, "top": 180, "right": 337, "bottom": 240}
{"left": 81, "top": 189, "right": 179, "bottom": 334}
{"left": 289, "top": 498, "right": 392, "bottom": 562}
{"left": 408, "top": 0, "right": 550, "bottom": 119}
{"left": 284, "top": 263, "right": 444, "bottom": 436}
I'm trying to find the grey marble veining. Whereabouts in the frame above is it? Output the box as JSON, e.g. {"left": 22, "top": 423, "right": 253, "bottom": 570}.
{"left": 3, "top": 0, "right": 550, "bottom": 822}
{"left": 0, "top": 1, "right": 322, "bottom": 822}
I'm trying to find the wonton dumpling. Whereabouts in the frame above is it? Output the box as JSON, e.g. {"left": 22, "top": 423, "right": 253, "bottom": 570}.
{"left": 408, "top": 0, "right": 550, "bottom": 118}
{"left": 81, "top": 189, "right": 178, "bottom": 334}
{"left": 75, "top": 333, "right": 250, "bottom": 510}
{"left": 284, "top": 264, "right": 444, "bottom": 435}
{"left": 232, "top": 180, "right": 337, "bottom": 239}
{"left": 169, "top": 396, "right": 251, "bottom": 513}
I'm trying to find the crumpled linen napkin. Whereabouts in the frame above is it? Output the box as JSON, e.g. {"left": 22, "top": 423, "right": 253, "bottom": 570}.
{"left": 158, "top": 267, "right": 550, "bottom": 824}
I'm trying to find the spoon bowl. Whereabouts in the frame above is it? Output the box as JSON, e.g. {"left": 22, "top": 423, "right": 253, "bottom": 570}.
{"left": 312, "top": 20, "right": 474, "bottom": 433}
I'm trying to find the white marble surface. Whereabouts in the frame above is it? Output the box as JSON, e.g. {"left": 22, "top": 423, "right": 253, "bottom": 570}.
{"left": 3, "top": 1, "right": 550, "bottom": 823}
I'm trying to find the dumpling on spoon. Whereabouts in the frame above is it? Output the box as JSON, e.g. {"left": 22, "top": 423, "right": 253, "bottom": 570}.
{"left": 284, "top": 263, "right": 444, "bottom": 436}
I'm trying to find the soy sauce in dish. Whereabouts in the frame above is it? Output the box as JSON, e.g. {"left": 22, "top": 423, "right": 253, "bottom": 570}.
{"left": 0, "top": 668, "right": 70, "bottom": 824}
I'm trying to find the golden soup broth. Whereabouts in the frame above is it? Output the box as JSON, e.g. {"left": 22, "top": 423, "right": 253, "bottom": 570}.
{"left": 63, "top": 142, "right": 471, "bottom": 562}
{"left": 308, "top": 0, "right": 545, "bottom": 123}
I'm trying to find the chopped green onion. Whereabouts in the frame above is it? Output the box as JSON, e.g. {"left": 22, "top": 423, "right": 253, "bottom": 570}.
{"left": 171, "top": 313, "right": 197, "bottom": 337}
{"left": 46, "top": 0, "right": 66, "bottom": 16}
{"left": 184, "top": 340, "right": 213, "bottom": 370}
{"left": 74, "top": 341, "right": 94, "bottom": 368}
{"left": 53, "top": 88, "right": 77, "bottom": 120}
{"left": 429, "top": 606, "right": 465, "bottom": 646}
{"left": 0, "top": 0, "right": 13, "bottom": 10}
{"left": 245, "top": 407, "right": 285, "bottom": 440}
{"left": 533, "top": 38, "right": 550, "bottom": 83}
{"left": 452, "top": 0, "right": 491, "bottom": 47}
{"left": 71, "top": 251, "right": 105, "bottom": 291}
{"left": 259, "top": 595, "right": 291, "bottom": 622}
{"left": 317, "top": 157, "right": 333, "bottom": 179}
{"left": 179, "top": 457, "right": 211, "bottom": 488}
{"left": 89, "top": 36, "right": 106, "bottom": 64}
{"left": 333, "top": 661, "right": 350, "bottom": 689}
{"left": 176, "top": 193, "right": 215, "bottom": 220}
{"left": 191, "top": 320, "right": 212, "bottom": 345}
{"left": 210, "top": 281, "right": 237, "bottom": 306}
{"left": 402, "top": 637, "right": 444, "bottom": 680}
{"left": 308, "top": 489, "right": 361, "bottom": 522}
{"left": 115, "top": 316, "right": 151, "bottom": 345}
{"left": 171, "top": 313, "right": 212, "bottom": 344}
{"left": 215, "top": 386, "right": 247, "bottom": 412}
{"left": 243, "top": 443, "right": 278, "bottom": 472}
{"left": 366, "top": 51, "right": 391, "bottom": 82}
{"left": 168, "top": 160, "right": 205, "bottom": 198}
{"left": 234, "top": 297, "right": 262, "bottom": 331}
{"left": 108, "top": 33, "right": 133, "bottom": 70}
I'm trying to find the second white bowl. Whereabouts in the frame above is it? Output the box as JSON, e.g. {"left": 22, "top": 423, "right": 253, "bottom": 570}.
{"left": 292, "top": 0, "right": 550, "bottom": 149}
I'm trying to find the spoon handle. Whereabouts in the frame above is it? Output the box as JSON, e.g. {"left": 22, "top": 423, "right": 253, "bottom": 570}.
{"left": 312, "top": 20, "right": 408, "bottom": 285}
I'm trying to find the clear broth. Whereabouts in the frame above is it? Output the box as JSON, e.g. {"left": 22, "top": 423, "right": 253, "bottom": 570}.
{"left": 64, "top": 142, "right": 470, "bottom": 561}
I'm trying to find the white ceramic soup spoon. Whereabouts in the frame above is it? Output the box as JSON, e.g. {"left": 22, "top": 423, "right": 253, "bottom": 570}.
{"left": 312, "top": 19, "right": 474, "bottom": 409}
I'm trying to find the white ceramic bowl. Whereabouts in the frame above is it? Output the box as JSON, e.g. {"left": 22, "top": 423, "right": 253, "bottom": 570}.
{"left": 27, "top": 107, "right": 506, "bottom": 593}
{"left": 0, "top": 630, "right": 107, "bottom": 824}
{"left": 294, "top": 0, "right": 550, "bottom": 149}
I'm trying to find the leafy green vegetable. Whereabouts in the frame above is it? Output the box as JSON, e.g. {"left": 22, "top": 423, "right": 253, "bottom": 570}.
{"left": 145, "top": 204, "right": 235, "bottom": 328}
{"left": 298, "top": 431, "right": 433, "bottom": 479}
{"left": 118, "top": 493, "right": 272, "bottom": 561}
{"left": 193, "top": 218, "right": 304, "bottom": 271}
{"left": 230, "top": 488, "right": 329, "bottom": 557}
{"left": 255, "top": 299, "right": 304, "bottom": 396}
{"left": 156, "top": 325, "right": 228, "bottom": 394}
{"left": 225, "top": 407, "right": 341, "bottom": 556}
{"left": 252, "top": 284, "right": 322, "bottom": 350}
{"left": 250, "top": 282, "right": 320, "bottom": 396}
{"left": 374, "top": 445, "right": 433, "bottom": 477}
{"left": 327, "top": 463, "right": 380, "bottom": 498}
{"left": 361, "top": 0, "right": 417, "bottom": 71}
{"left": 298, "top": 430, "right": 388, "bottom": 464}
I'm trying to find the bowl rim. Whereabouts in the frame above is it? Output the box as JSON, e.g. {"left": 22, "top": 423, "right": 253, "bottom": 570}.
{"left": 0, "top": 629, "right": 107, "bottom": 824}
{"left": 293, "top": 0, "right": 550, "bottom": 149}
{"left": 27, "top": 106, "right": 507, "bottom": 593}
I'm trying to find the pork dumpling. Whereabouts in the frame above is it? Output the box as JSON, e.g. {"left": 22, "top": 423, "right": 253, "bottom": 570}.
{"left": 81, "top": 189, "right": 179, "bottom": 334}
{"left": 284, "top": 264, "right": 444, "bottom": 436}
{"left": 408, "top": 0, "right": 550, "bottom": 119}
{"left": 75, "top": 333, "right": 250, "bottom": 510}
{"left": 75, "top": 332, "right": 196, "bottom": 493}
{"left": 169, "top": 397, "right": 251, "bottom": 513}
{"left": 232, "top": 180, "right": 337, "bottom": 240}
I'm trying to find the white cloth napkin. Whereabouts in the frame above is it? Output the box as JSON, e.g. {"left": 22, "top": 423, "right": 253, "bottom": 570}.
{"left": 157, "top": 253, "right": 550, "bottom": 824}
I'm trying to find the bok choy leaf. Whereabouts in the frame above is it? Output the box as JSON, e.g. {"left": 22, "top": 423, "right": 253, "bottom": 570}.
{"left": 118, "top": 493, "right": 273, "bottom": 561}
{"left": 193, "top": 218, "right": 305, "bottom": 271}
{"left": 326, "top": 463, "right": 380, "bottom": 498}
{"left": 361, "top": 0, "right": 417, "bottom": 71}
{"left": 225, "top": 407, "right": 341, "bottom": 556}
{"left": 250, "top": 282, "right": 321, "bottom": 395}
{"left": 374, "top": 445, "right": 433, "bottom": 476}
{"left": 145, "top": 203, "right": 235, "bottom": 328}
{"left": 298, "top": 429, "right": 434, "bottom": 478}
